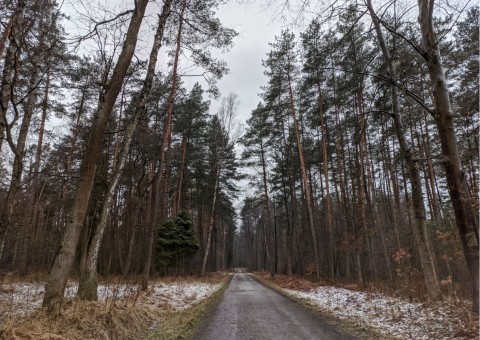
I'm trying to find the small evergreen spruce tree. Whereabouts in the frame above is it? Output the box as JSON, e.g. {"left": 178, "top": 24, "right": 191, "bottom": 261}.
{"left": 155, "top": 212, "right": 199, "bottom": 271}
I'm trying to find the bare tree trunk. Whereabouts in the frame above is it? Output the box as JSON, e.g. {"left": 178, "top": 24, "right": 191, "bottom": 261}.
{"left": 1, "top": 0, "right": 51, "bottom": 165}
{"left": 287, "top": 72, "right": 320, "bottom": 280}
{"left": 122, "top": 200, "right": 141, "bottom": 277}
{"left": 367, "top": 0, "right": 442, "bottom": 299}
{"left": 0, "top": 1, "right": 25, "bottom": 153}
{"left": 201, "top": 166, "right": 221, "bottom": 276}
{"left": 280, "top": 156, "right": 293, "bottom": 275}
{"left": 0, "top": 3, "right": 24, "bottom": 170}
{"left": 76, "top": 1, "right": 173, "bottom": 300}
{"left": 43, "top": 0, "right": 150, "bottom": 308}
{"left": 33, "top": 66, "right": 50, "bottom": 175}
{"left": 367, "top": 144, "right": 394, "bottom": 282}
{"left": 143, "top": 0, "right": 185, "bottom": 289}
{"left": 279, "top": 116, "right": 296, "bottom": 276}
{"left": 420, "top": 115, "right": 441, "bottom": 221}
{"left": 259, "top": 139, "right": 274, "bottom": 275}
{"left": 173, "top": 133, "right": 188, "bottom": 216}
{"left": 417, "top": 0, "right": 478, "bottom": 310}
{"left": 1, "top": 58, "right": 40, "bottom": 265}
{"left": 317, "top": 82, "right": 335, "bottom": 279}
{"left": 0, "top": 1, "right": 27, "bottom": 58}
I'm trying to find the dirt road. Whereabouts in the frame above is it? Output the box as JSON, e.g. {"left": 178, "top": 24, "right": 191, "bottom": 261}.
{"left": 195, "top": 273, "right": 355, "bottom": 340}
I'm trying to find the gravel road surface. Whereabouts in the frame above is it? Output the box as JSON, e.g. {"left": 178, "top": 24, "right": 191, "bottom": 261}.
{"left": 195, "top": 273, "right": 355, "bottom": 340}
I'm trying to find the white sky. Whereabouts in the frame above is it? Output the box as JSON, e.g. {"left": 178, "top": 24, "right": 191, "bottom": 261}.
{"left": 207, "top": 1, "right": 284, "bottom": 122}
{"left": 62, "top": 0, "right": 289, "bottom": 124}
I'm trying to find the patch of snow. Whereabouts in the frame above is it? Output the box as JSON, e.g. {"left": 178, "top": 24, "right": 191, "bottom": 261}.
{"left": 0, "top": 283, "right": 45, "bottom": 318}
{"left": 0, "top": 280, "right": 221, "bottom": 322}
{"left": 142, "top": 282, "right": 222, "bottom": 311}
{"left": 284, "top": 286, "right": 476, "bottom": 339}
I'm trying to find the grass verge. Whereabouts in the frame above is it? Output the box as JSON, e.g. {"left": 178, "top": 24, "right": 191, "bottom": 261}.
{"left": 149, "top": 274, "right": 232, "bottom": 340}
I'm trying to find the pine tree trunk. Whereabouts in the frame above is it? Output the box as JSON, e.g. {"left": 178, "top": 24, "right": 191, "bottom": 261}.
{"left": 260, "top": 139, "right": 274, "bottom": 275}
{"left": 43, "top": 0, "right": 149, "bottom": 308}
{"left": 280, "top": 163, "right": 293, "bottom": 275}
{"left": 173, "top": 133, "right": 189, "bottom": 216}
{"left": 143, "top": 0, "right": 185, "bottom": 289}
{"left": 368, "top": 148, "right": 394, "bottom": 282}
{"left": 417, "top": 0, "right": 478, "bottom": 310}
{"left": 367, "top": 0, "right": 442, "bottom": 300}
{"left": 287, "top": 72, "right": 320, "bottom": 280}
{"left": 33, "top": 67, "right": 50, "bottom": 175}
{"left": 317, "top": 81, "right": 335, "bottom": 279}
{"left": 279, "top": 116, "right": 295, "bottom": 275}
{"left": 201, "top": 166, "right": 221, "bottom": 276}
{"left": 122, "top": 199, "right": 141, "bottom": 277}
{"left": 421, "top": 114, "right": 442, "bottom": 220}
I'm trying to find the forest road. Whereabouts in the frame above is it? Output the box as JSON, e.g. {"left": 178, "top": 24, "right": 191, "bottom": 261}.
{"left": 195, "top": 273, "right": 355, "bottom": 340}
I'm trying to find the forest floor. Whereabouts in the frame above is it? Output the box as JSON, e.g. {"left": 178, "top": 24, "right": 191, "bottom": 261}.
{"left": 255, "top": 272, "right": 479, "bottom": 340}
{"left": 1, "top": 271, "right": 477, "bottom": 339}
{"left": 0, "top": 272, "right": 230, "bottom": 339}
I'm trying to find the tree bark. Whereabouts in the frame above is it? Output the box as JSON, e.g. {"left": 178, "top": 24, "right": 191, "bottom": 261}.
{"left": 33, "top": 66, "right": 50, "bottom": 176}
{"left": 259, "top": 139, "right": 274, "bottom": 275}
{"left": 0, "top": 51, "right": 40, "bottom": 265}
{"left": 43, "top": 0, "right": 150, "bottom": 308}
{"left": 367, "top": 0, "right": 441, "bottom": 299}
{"left": 0, "top": 0, "right": 26, "bottom": 154}
{"left": 173, "top": 133, "right": 188, "bottom": 216}
{"left": 287, "top": 71, "right": 320, "bottom": 280}
{"left": 0, "top": 0, "right": 24, "bottom": 159}
{"left": 317, "top": 81, "right": 335, "bottom": 279}
{"left": 201, "top": 165, "right": 221, "bottom": 276}
{"left": 0, "top": 1, "right": 27, "bottom": 58}
{"left": 142, "top": 0, "right": 185, "bottom": 289}
{"left": 76, "top": 0, "right": 173, "bottom": 300}
{"left": 417, "top": 0, "right": 478, "bottom": 310}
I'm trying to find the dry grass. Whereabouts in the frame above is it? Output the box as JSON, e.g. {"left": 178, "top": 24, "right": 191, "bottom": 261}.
{"left": 0, "top": 272, "right": 230, "bottom": 340}
{"left": 0, "top": 299, "right": 160, "bottom": 340}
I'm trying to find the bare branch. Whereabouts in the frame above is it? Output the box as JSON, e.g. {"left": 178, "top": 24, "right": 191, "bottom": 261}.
{"left": 72, "top": 9, "right": 134, "bottom": 45}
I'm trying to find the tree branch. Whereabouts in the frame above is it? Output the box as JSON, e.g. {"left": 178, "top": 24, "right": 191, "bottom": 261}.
{"left": 73, "top": 9, "right": 134, "bottom": 44}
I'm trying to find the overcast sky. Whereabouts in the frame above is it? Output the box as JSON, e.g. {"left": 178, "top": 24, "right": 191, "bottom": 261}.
{"left": 206, "top": 1, "right": 284, "bottom": 124}
{"left": 62, "top": 0, "right": 307, "bottom": 124}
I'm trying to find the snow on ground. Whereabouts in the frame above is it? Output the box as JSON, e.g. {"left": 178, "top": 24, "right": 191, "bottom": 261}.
{"left": 284, "top": 286, "right": 476, "bottom": 339}
{"left": 0, "top": 280, "right": 221, "bottom": 322}
{"left": 141, "top": 282, "right": 221, "bottom": 311}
